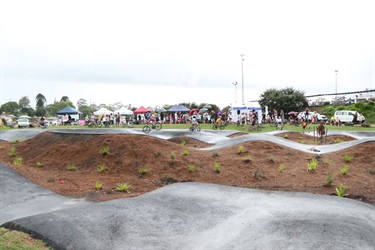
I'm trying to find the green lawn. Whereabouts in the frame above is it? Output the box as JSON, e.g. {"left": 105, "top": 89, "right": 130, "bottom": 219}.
{"left": 1, "top": 122, "right": 373, "bottom": 133}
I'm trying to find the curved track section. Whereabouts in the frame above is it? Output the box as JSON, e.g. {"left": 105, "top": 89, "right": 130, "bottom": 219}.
{"left": 1, "top": 129, "right": 374, "bottom": 249}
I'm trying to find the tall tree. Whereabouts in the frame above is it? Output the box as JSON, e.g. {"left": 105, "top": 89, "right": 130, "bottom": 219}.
{"left": 18, "top": 96, "right": 30, "bottom": 109}
{"left": 48, "top": 101, "right": 75, "bottom": 115}
{"left": 35, "top": 93, "right": 47, "bottom": 109}
{"left": 76, "top": 98, "right": 88, "bottom": 109}
{"left": 0, "top": 101, "right": 19, "bottom": 115}
{"left": 258, "top": 87, "right": 308, "bottom": 113}
{"left": 60, "top": 96, "right": 70, "bottom": 102}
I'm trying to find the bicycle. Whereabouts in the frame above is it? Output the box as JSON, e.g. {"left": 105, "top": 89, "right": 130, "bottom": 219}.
{"left": 88, "top": 120, "right": 103, "bottom": 128}
{"left": 248, "top": 124, "right": 262, "bottom": 132}
{"left": 276, "top": 122, "right": 283, "bottom": 130}
{"left": 120, "top": 120, "right": 134, "bottom": 128}
{"left": 248, "top": 120, "right": 263, "bottom": 132}
{"left": 142, "top": 122, "right": 162, "bottom": 134}
{"left": 189, "top": 124, "right": 201, "bottom": 132}
{"left": 212, "top": 121, "right": 225, "bottom": 130}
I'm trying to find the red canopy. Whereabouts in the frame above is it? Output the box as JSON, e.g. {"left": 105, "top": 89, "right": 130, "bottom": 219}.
{"left": 134, "top": 106, "right": 152, "bottom": 114}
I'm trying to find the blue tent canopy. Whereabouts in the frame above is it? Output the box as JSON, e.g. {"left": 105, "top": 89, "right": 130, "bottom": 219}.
{"left": 56, "top": 106, "right": 82, "bottom": 115}
{"left": 167, "top": 105, "right": 190, "bottom": 113}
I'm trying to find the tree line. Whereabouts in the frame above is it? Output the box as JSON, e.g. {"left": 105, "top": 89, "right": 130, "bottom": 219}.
{"left": 4, "top": 88, "right": 371, "bottom": 121}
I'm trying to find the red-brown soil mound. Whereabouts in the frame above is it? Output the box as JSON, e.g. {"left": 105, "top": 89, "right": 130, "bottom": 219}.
{"left": 1, "top": 132, "right": 374, "bottom": 204}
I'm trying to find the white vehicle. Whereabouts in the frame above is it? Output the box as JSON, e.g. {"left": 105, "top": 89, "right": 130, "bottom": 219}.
{"left": 299, "top": 112, "right": 327, "bottom": 122}
{"left": 334, "top": 110, "right": 357, "bottom": 123}
{"left": 17, "top": 118, "right": 30, "bottom": 128}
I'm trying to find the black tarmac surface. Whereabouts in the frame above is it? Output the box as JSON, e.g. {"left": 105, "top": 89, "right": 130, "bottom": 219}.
{"left": 1, "top": 129, "right": 374, "bottom": 249}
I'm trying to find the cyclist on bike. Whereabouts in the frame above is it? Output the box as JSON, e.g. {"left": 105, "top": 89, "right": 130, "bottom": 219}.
{"left": 276, "top": 116, "right": 283, "bottom": 130}
{"left": 191, "top": 115, "right": 198, "bottom": 129}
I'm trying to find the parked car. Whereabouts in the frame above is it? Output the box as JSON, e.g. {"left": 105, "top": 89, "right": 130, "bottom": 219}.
{"left": 299, "top": 112, "right": 327, "bottom": 122}
{"left": 47, "top": 117, "right": 61, "bottom": 126}
{"left": 6, "top": 119, "right": 15, "bottom": 128}
{"left": 334, "top": 110, "right": 357, "bottom": 124}
{"left": 17, "top": 118, "right": 30, "bottom": 128}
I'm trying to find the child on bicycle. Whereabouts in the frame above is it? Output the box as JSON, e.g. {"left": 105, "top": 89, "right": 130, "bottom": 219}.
{"left": 302, "top": 119, "right": 307, "bottom": 133}
{"left": 276, "top": 116, "right": 283, "bottom": 130}
{"left": 191, "top": 115, "right": 198, "bottom": 129}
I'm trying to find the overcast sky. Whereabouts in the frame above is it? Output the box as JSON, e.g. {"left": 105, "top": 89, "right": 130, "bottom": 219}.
{"left": 1, "top": 0, "right": 374, "bottom": 109}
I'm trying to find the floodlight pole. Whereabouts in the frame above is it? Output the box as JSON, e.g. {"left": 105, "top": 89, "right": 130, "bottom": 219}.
{"left": 241, "top": 54, "right": 245, "bottom": 104}
{"left": 335, "top": 70, "right": 338, "bottom": 96}
{"left": 232, "top": 82, "right": 238, "bottom": 104}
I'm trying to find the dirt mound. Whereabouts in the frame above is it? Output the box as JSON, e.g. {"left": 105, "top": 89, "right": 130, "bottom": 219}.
{"left": 1, "top": 132, "right": 374, "bottom": 204}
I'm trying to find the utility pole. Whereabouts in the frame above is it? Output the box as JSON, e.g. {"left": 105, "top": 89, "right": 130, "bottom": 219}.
{"left": 232, "top": 82, "right": 238, "bottom": 105}
{"left": 241, "top": 54, "right": 245, "bottom": 104}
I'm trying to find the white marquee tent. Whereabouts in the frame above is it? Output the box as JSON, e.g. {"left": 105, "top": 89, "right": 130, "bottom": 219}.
{"left": 114, "top": 107, "right": 133, "bottom": 115}
{"left": 93, "top": 107, "right": 112, "bottom": 115}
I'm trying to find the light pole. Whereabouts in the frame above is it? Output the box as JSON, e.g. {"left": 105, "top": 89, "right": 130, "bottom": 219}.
{"left": 241, "top": 54, "right": 245, "bottom": 104}
{"left": 335, "top": 70, "right": 338, "bottom": 101}
{"left": 232, "top": 82, "right": 238, "bottom": 105}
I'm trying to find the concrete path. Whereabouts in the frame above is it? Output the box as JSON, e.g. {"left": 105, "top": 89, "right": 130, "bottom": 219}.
{"left": 1, "top": 129, "right": 374, "bottom": 249}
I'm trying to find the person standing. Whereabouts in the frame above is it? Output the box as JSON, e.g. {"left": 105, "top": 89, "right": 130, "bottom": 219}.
{"left": 280, "top": 110, "right": 285, "bottom": 123}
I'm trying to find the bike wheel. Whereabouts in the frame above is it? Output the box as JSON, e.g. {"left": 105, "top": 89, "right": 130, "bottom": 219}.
{"left": 212, "top": 125, "right": 217, "bottom": 130}
{"left": 189, "top": 127, "right": 194, "bottom": 132}
{"left": 257, "top": 126, "right": 262, "bottom": 131}
{"left": 197, "top": 126, "right": 201, "bottom": 132}
{"left": 143, "top": 126, "right": 151, "bottom": 134}
{"left": 155, "top": 124, "right": 162, "bottom": 131}
{"left": 219, "top": 125, "right": 225, "bottom": 130}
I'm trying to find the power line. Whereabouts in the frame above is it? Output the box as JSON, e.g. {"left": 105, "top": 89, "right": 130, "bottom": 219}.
{"left": 306, "top": 89, "right": 375, "bottom": 98}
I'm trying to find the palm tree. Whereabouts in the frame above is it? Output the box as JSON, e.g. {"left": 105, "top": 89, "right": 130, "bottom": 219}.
{"left": 35, "top": 93, "right": 47, "bottom": 109}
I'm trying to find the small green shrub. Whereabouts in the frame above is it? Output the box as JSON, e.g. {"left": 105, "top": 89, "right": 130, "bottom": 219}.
{"left": 307, "top": 159, "right": 318, "bottom": 171}
{"left": 0, "top": 145, "right": 5, "bottom": 150}
{"left": 139, "top": 167, "right": 150, "bottom": 175}
{"left": 369, "top": 169, "right": 375, "bottom": 175}
{"left": 238, "top": 145, "right": 244, "bottom": 154}
{"left": 115, "top": 182, "right": 131, "bottom": 192}
{"left": 181, "top": 140, "right": 187, "bottom": 146}
{"left": 254, "top": 170, "right": 262, "bottom": 179}
{"left": 340, "top": 165, "right": 350, "bottom": 175}
{"left": 268, "top": 155, "right": 276, "bottom": 163}
{"left": 47, "top": 178, "right": 55, "bottom": 183}
{"left": 324, "top": 174, "right": 334, "bottom": 187}
{"left": 13, "top": 157, "right": 23, "bottom": 166}
{"left": 187, "top": 165, "right": 195, "bottom": 172}
{"left": 244, "top": 154, "right": 252, "bottom": 163}
{"left": 182, "top": 149, "right": 190, "bottom": 155}
{"left": 170, "top": 152, "right": 176, "bottom": 160}
{"left": 100, "top": 146, "right": 110, "bottom": 155}
{"left": 323, "top": 159, "right": 332, "bottom": 165}
{"left": 212, "top": 152, "right": 219, "bottom": 157}
{"left": 8, "top": 147, "right": 17, "bottom": 157}
{"left": 160, "top": 174, "right": 178, "bottom": 184}
{"left": 330, "top": 138, "right": 344, "bottom": 144}
{"left": 335, "top": 184, "right": 348, "bottom": 197}
{"left": 36, "top": 161, "right": 44, "bottom": 167}
{"left": 154, "top": 150, "right": 162, "bottom": 157}
{"left": 95, "top": 181, "right": 103, "bottom": 190}
{"left": 279, "top": 164, "right": 284, "bottom": 173}
{"left": 97, "top": 164, "right": 108, "bottom": 173}
{"left": 214, "top": 163, "right": 220, "bottom": 172}
{"left": 66, "top": 164, "right": 78, "bottom": 171}
{"left": 10, "top": 138, "right": 20, "bottom": 144}
{"left": 344, "top": 153, "right": 353, "bottom": 163}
